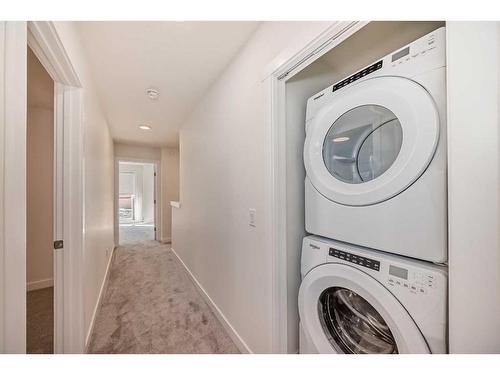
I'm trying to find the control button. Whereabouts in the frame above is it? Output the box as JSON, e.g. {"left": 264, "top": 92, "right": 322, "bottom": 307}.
{"left": 419, "top": 288, "right": 426, "bottom": 294}
{"left": 403, "top": 282, "right": 409, "bottom": 288}
{"left": 410, "top": 285, "right": 417, "bottom": 292}
{"left": 395, "top": 280, "right": 401, "bottom": 286}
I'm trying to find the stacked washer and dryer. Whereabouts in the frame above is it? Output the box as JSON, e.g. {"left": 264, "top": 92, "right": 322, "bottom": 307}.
{"left": 298, "top": 27, "right": 448, "bottom": 354}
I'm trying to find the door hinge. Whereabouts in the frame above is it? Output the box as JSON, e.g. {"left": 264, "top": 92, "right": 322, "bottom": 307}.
{"left": 154, "top": 227, "right": 157, "bottom": 232}
{"left": 154, "top": 199, "right": 156, "bottom": 204}
{"left": 54, "top": 240, "right": 64, "bottom": 250}
{"left": 154, "top": 172, "right": 156, "bottom": 177}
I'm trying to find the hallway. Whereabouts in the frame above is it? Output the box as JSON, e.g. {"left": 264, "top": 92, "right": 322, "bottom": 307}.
{"left": 87, "top": 240, "right": 239, "bottom": 354}
{"left": 119, "top": 223, "right": 155, "bottom": 244}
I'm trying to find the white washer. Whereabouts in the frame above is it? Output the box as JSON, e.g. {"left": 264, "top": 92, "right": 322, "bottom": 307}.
{"left": 298, "top": 236, "right": 447, "bottom": 354}
{"left": 304, "top": 27, "right": 447, "bottom": 263}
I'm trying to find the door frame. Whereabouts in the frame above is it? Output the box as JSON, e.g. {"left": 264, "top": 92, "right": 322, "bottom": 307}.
{"left": 115, "top": 157, "right": 161, "bottom": 246}
{"left": 0, "top": 21, "right": 28, "bottom": 354}
{"left": 0, "top": 21, "right": 85, "bottom": 353}
{"left": 263, "top": 21, "right": 369, "bottom": 353}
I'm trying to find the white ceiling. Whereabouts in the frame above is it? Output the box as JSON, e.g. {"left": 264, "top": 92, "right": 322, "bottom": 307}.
{"left": 77, "top": 21, "right": 260, "bottom": 147}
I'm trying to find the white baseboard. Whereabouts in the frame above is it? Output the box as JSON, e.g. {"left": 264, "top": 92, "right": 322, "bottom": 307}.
{"left": 171, "top": 247, "right": 252, "bottom": 354}
{"left": 160, "top": 237, "right": 171, "bottom": 244}
{"left": 27, "top": 278, "right": 53, "bottom": 291}
{"left": 85, "top": 246, "right": 116, "bottom": 351}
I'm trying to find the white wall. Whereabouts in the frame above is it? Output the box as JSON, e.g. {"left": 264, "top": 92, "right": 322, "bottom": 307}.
{"left": 53, "top": 22, "right": 115, "bottom": 343}
{"left": 26, "top": 107, "right": 54, "bottom": 290}
{"left": 142, "top": 163, "right": 155, "bottom": 223}
{"left": 114, "top": 142, "right": 161, "bottom": 161}
{"left": 447, "top": 22, "right": 500, "bottom": 353}
{"left": 172, "top": 22, "right": 335, "bottom": 353}
{"left": 26, "top": 48, "right": 54, "bottom": 291}
{"left": 161, "top": 147, "right": 179, "bottom": 243}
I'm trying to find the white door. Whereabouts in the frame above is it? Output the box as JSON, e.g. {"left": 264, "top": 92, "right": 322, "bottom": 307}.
{"left": 304, "top": 76, "right": 440, "bottom": 206}
{"left": 298, "top": 263, "right": 430, "bottom": 354}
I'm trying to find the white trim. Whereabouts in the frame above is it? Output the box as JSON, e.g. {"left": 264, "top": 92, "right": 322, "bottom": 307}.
{"left": 171, "top": 248, "right": 251, "bottom": 354}
{"left": 84, "top": 246, "right": 115, "bottom": 352}
{"left": 27, "top": 22, "right": 81, "bottom": 88}
{"left": 262, "top": 22, "right": 366, "bottom": 81}
{"left": 0, "top": 21, "right": 27, "bottom": 354}
{"left": 264, "top": 21, "right": 369, "bottom": 353}
{"left": 115, "top": 157, "right": 162, "bottom": 245}
{"left": 59, "top": 84, "right": 85, "bottom": 353}
{"left": 0, "top": 20, "right": 86, "bottom": 354}
{"left": 27, "top": 278, "right": 54, "bottom": 292}
{"left": 29, "top": 22, "right": 86, "bottom": 354}
{"left": 161, "top": 237, "right": 172, "bottom": 244}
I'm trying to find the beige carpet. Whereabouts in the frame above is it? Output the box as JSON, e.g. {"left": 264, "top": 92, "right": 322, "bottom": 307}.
{"left": 87, "top": 240, "right": 240, "bottom": 354}
{"left": 27, "top": 287, "right": 54, "bottom": 354}
{"left": 119, "top": 224, "right": 155, "bottom": 244}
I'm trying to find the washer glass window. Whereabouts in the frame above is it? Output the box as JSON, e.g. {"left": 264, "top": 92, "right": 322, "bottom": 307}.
{"left": 319, "top": 287, "right": 398, "bottom": 354}
{"left": 322, "top": 105, "right": 403, "bottom": 184}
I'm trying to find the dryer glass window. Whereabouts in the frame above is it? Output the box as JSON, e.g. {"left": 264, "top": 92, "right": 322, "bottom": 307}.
{"left": 323, "top": 105, "right": 403, "bottom": 184}
{"left": 319, "top": 287, "right": 398, "bottom": 354}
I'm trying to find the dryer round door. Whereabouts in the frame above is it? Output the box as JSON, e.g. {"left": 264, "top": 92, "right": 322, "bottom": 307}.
{"left": 304, "top": 76, "right": 440, "bottom": 206}
{"left": 298, "top": 263, "right": 430, "bottom": 354}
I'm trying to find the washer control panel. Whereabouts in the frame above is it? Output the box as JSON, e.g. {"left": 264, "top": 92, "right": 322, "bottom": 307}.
{"left": 329, "top": 248, "right": 380, "bottom": 271}
{"left": 386, "top": 265, "right": 437, "bottom": 295}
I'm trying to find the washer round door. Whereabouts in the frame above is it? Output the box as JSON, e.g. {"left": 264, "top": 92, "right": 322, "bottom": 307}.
{"left": 298, "top": 263, "right": 430, "bottom": 354}
{"left": 304, "top": 76, "right": 440, "bottom": 206}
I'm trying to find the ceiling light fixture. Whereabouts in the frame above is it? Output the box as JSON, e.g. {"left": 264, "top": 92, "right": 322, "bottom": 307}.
{"left": 139, "top": 125, "right": 152, "bottom": 130}
{"left": 146, "top": 88, "right": 160, "bottom": 100}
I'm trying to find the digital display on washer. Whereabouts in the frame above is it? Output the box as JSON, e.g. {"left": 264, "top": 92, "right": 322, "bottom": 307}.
{"left": 392, "top": 46, "right": 410, "bottom": 62}
{"left": 389, "top": 265, "right": 408, "bottom": 280}
{"left": 329, "top": 248, "right": 380, "bottom": 271}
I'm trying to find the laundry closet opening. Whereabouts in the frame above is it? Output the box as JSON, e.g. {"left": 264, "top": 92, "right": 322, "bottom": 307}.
{"left": 118, "top": 161, "right": 157, "bottom": 245}
{"left": 282, "top": 21, "right": 445, "bottom": 353}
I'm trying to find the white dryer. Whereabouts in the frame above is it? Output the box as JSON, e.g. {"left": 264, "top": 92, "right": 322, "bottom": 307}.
{"left": 304, "top": 27, "right": 447, "bottom": 263}
{"left": 298, "top": 236, "right": 447, "bottom": 354}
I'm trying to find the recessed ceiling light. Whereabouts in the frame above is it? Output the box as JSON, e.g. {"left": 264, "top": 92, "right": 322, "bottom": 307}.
{"left": 333, "top": 136, "right": 350, "bottom": 143}
{"left": 139, "top": 125, "right": 152, "bottom": 130}
{"left": 146, "top": 88, "right": 160, "bottom": 100}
